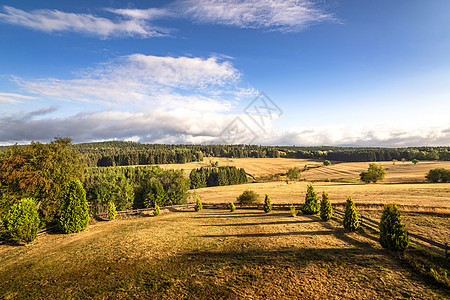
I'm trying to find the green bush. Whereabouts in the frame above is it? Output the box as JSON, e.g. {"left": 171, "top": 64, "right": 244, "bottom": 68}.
{"left": 263, "top": 194, "right": 272, "bottom": 213}
{"left": 107, "top": 201, "right": 117, "bottom": 221}
{"left": 5, "top": 198, "right": 40, "bottom": 243}
{"left": 236, "top": 190, "right": 260, "bottom": 204}
{"left": 379, "top": 203, "right": 409, "bottom": 251}
{"left": 59, "top": 180, "right": 89, "bottom": 234}
{"left": 301, "top": 184, "right": 320, "bottom": 215}
{"left": 425, "top": 168, "right": 450, "bottom": 183}
{"left": 194, "top": 196, "right": 203, "bottom": 212}
{"left": 323, "top": 160, "right": 331, "bottom": 166}
{"left": 289, "top": 204, "right": 298, "bottom": 217}
{"left": 230, "top": 202, "right": 236, "bottom": 212}
{"left": 343, "top": 196, "right": 359, "bottom": 231}
{"left": 320, "top": 191, "right": 333, "bottom": 221}
{"left": 153, "top": 203, "right": 160, "bottom": 216}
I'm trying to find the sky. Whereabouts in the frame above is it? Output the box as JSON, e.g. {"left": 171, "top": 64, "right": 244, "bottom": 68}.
{"left": 0, "top": 0, "right": 449, "bottom": 146}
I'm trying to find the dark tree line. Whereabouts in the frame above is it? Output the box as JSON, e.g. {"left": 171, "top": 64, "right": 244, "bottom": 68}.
{"left": 70, "top": 142, "right": 282, "bottom": 167}
{"left": 189, "top": 166, "right": 248, "bottom": 189}
{"left": 280, "top": 146, "right": 449, "bottom": 162}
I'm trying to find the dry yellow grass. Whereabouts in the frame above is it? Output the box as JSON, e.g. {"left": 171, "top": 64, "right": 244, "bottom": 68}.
{"left": 157, "top": 157, "right": 321, "bottom": 177}
{"left": 302, "top": 160, "right": 450, "bottom": 183}
{"left": 1, "top": 210, "right": 448, "bottom": 299}
{"left": 195, "top": 181, "right": 450, "bottom": 210}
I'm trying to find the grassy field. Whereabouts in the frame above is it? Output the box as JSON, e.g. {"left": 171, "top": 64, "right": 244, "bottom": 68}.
{"left": 1, "top": 209, "right": 448, "bottom": 299}
{"left": 195, "top": 181, "right": 450, "bottom": 244}
{"left": 156, "top": 157, "right": 450, "bottom": 184}
{"left": 302, "top": 160, "right": 450, "bottom": 183}
{"left": 157, "top": 157, "right": 322, "bottom": 178}
{"left": 195, "top": 181, "right": 450, "bottom": 210}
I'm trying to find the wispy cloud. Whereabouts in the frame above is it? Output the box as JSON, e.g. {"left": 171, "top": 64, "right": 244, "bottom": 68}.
{"left": 15, "top": 54, "right": 249, "bottom": 109}
{"left": 175, "top": 0, "right": 336, "bottom": 32}
{"left": 0, "top": 92, "right": 36, "bottom": 104}
{"left": 0, "top": 1, "right": 336, "bottom": 38}
{"left": 0, "top": 6, "right": 170, "bottom": 38}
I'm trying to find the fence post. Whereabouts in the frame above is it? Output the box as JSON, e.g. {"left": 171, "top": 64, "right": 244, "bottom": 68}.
{"left": 446, "top": 242, "right": 448, "bottom": 259}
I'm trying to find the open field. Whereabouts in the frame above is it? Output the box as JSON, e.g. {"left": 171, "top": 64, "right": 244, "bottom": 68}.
{"left": 302, "top": 160, "right": 450, "bottom": 183}
{"left": 156, "top": 157, "right": 322, "bottom": 178}
{"left": 1, "top": 209, "right": 448, "bottom": 299}
{"left": 195, "top": 181, "right": 450, "bottom": 210}
{"left": 195, "top": 181, "right": 450, "bottom": 244}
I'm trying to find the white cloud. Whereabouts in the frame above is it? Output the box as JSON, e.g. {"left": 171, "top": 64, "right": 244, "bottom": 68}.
{"left": 0, "top": 6, "right": 169, "bottom": 38}
{"left": 175, "top": 0, "right": 336, "bottom": 32}
{"left": 0, "top": 92, "right": 36, "bottom": 104}
{"left": 263, "top": 124, "right": 450, "bottom": 147}
{"left": 15, "top": 54, "right": 249, "bottom": 109}
{"left": 1, "top": 106, "right": 449, "bottom": 146}
{"left": 105, "top": 7, "right": 173, "bottom": 20}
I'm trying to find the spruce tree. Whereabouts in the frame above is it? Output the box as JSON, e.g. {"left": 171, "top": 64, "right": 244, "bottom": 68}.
{"left": 153, "top": 203, "right": 160, "bottom": 216}
{"left": 107, "top": 201, "right": 117, "bottom": 221}
{"left": 194, "top": 196, "right": 203, "bottom": 212}
{"left": 263, "top": 194, "right": 272, "bottom": 213}
{"left": 320, "top": 191, "right": 333, "bottom": 221}
{"left": 6, "top": 198, "right": 40, "bottom": 243}
{"left": 379, "top": 203, "right": 409, "bottom": 251}
{"left": 230, "top": 202, "right": 236, "bottom": 212}
{"left": 343, "top": 196, "right": 359, "bottom": 231}
{"left": 59, "top": 180, "right": 89, "bottom": 234}
{"left": 301, "top": 184, "right": 320, "bottom": 215}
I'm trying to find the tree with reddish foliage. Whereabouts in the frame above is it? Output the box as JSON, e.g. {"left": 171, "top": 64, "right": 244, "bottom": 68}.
{"left": 0, "top": 137, "right": 84, "bottom": 225}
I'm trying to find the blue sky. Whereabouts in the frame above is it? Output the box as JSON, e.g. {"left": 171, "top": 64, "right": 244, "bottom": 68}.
{"left": 0, "top": 0, "right": 449, "bottom": 146}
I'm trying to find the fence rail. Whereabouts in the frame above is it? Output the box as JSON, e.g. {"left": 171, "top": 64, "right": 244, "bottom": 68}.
{"left": 333, "top": 208, "right": 448, "bottom": 258}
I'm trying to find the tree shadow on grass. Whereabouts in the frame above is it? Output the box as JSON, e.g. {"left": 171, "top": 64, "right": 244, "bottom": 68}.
{"left": 201, "top": 220, "right": 316, "bottom": 227}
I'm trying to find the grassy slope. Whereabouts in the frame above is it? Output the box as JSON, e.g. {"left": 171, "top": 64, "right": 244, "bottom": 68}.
{"left": 157, "top": 157, "right": 322, "bottom": 177}
{"left": 1, "top": 210, "right": 448, "bottom": 299}
{"left": 302, "top": 160, "right": 450, "bottom": 183}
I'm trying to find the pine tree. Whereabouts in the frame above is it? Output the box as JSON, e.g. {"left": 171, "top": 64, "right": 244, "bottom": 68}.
{"left": 301, "top": 184, "right": 320, "bottom": 215}
{"left": 153, "top": 203, "right": 160, "bottom": 216}
{"left": 263, "top": 194, "right": 272, "bottom": 213}
{"left": 320, "top": 191, "right": 333, "bottom": 221}
{"left": 195, "top": 196, "right": 203, "bottom": 212}
{"left": 343, "top": 196, "right": 359, "bottom": 231}
{"left": 230, "top": 202, "right": 236, "bottom": 212}
{"left": 6, "top": 198, "right": 40, "bottom": 243}
{"left": 379, "top": 203, "right": 409, "bottom": 251}
{"left": 59, "top": 180, "right": 89, "bottom": 234}
{"left": 107, "top": 201, "right": 117, "bottom": 220}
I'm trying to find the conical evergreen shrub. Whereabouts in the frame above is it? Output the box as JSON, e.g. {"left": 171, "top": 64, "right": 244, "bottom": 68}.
{"left": 343, "top": 196, "right": 359, "bottom": 231}
{"left": 6, "top": 198, "right": 40, "bottom": 243}
{"left": 107, "top": 201, "right": 117, "bottom": 220}
{"left": 59, "top": 180, "right": 89, "bottom": 234}
{"left": 379, "top": 203, "right": 409, "bottom": 251}
{"left": 289, "top": 204, "right": 298, "bottom": 217}
{"left": 263, "top": 194, "right": 272, "bottom": 213}
{"left": 230, "top": 202, "right": 236, "bottom": 212}
{"left": 320, "top": 191, "right": 333, "bottom": 221}
{"left": 301, "top": 184, "right": 320, "bottom": 215}
{"left": 153, "top": 203, "right": 160, "bottom": 216}
{"left": 194, "top": 196, "right": 203, "bottom": 212}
